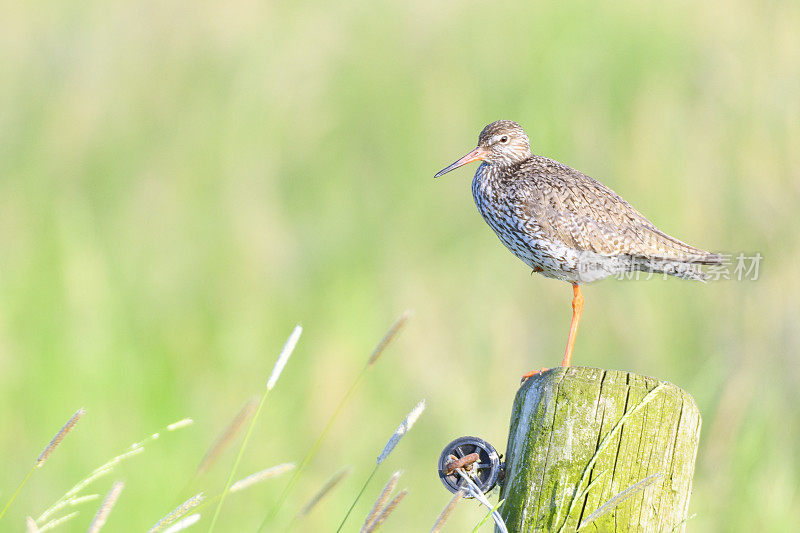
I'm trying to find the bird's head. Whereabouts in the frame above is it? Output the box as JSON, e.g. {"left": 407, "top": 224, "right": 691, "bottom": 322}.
{"left": 434, "top": 120, "right": 531, "bottom": 178}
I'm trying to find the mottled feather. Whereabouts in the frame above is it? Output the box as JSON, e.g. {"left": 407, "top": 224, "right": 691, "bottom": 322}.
{"left": 512, "top": 156, "right": 719, "bottom": 263}
{"left": 458, "top": 120, "right": 721, "bottom": 284}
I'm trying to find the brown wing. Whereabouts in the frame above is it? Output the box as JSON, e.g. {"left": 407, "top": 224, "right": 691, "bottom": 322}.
{"left": 515, "top": 156, "right": 719, "bottom": 263}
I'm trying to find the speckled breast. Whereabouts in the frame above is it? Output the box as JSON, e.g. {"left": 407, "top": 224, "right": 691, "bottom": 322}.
{"left": 471, "top": 165, "right": 609, "bottom": 284}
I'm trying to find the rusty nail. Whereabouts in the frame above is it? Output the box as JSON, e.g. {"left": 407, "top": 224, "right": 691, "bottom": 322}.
{"left": 444, "top": 452, "right": 480, "bottom": 476}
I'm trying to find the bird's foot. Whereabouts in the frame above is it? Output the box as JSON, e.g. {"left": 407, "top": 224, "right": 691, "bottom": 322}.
{"left": 520, "top": 367, "right": 550, "bottom": 383}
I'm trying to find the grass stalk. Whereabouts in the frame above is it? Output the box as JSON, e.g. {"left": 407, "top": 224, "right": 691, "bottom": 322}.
{"left": 361, "top": 471, "right": 401, "bottom": 531}
{"left": 149, "top": 493, "right": 204, "bottom": 533}
{"left": 0, "top": 408, "right": 85, "bottom": 523}
{"left": 363, "top": 489, "right": 407, "bottom": 532}
{"left": 157, "top": 462, "right": 294, "bottom": 527}
{"left": 430, "top": 488, "right": 465, "bottom": 533}
{"left": 455, "top": 470, "right": 507, "bottom": 533}
{"left": 174, "top": 397, "right": 259, "bottom": 504}
{"left": 557, "top": 384, "right": 665, "bottom": 533}
{"left": 258, "top": 311, "right": 410, "bottom": 530}
{"left": 197, "top": 397, "right": 259, "bottom": 478}
{"left": 206, "top": 325, "right": 302, "bottom": 533}
{"left": 0, "top": 469, "right": 34, "bottom": 523}
{"left": 577, "top": 473, "right": 661, "bottom": 530}
{"left": 337, "top": 398, "right": 425, "bottom": 532}
{"left": 471, "top": 498, "right": 505, "bottom": 532}
{"left": 35, "top": 417, "right": 192, "bottom": 526}
{"left": 39, "top": 511, "right": 79, "bottom": 531}
{"left": 295, "top": 467, "right": 352, "bottom": 519}
{"left": 163, "top": 514, "right": 202, "bottom": 533}
{"left": 336, "top": 464, "right": 379, "bottom": 533}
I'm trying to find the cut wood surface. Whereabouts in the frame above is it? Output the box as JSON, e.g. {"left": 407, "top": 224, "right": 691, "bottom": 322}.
{"left": 499, "top": 367, "right": 701, "bottom": 532}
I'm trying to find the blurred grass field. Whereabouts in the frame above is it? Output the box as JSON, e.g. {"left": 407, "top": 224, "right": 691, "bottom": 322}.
{"left": 1, "top": 0, "right": 799, "bottom": 530}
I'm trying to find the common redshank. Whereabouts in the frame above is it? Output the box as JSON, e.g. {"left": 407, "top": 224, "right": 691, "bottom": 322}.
{"left": 435, "top": 120, "right": 721, "bottom": 379}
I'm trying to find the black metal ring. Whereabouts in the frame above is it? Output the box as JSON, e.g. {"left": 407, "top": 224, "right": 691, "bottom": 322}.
{"left": 437, "top": 436, "right": 501, "bottom": 496}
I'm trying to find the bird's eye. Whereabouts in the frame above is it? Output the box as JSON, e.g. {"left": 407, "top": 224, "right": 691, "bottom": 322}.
{"left": 499, "top": 135, "right": 509, "bottom": 144}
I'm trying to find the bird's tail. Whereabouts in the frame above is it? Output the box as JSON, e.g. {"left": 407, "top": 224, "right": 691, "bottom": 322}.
{"left": 632, "top": 252, "right": 724, "bottom": 282}
{"left": 691, "top": 252, "right": 726, "bottom": 265}
{"left": 647, "top": 228, "right": 724, "bottom": 266}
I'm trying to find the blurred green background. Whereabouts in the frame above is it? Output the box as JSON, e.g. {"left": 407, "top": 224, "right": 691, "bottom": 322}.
{"left": 1, "top": 0, "right": 798, "bottom": 530}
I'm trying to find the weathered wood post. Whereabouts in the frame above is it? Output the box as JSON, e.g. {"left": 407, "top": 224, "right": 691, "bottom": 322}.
{"left": 499, "top": 367, "right": 701, "bottom": 532}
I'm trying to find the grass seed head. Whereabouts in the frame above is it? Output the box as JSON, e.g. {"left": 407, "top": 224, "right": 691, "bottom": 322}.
{"left": 87, "top": 481, "right": 124, "bottom": 533}
{"left": 368, "top": 311, "right": 412, "bottom": 367}
{"left": 361, "top": 471, "right": 402, "bottom": 532}
{"left": 297, "top": 467, "right": 353, "bottom": 518}
{"left": 230, "top": 463, "right": 295, "bottom": 493}
{"left": 377, "top": 400, "right": 426, "bottom": 464}
{"left": 36, "top": 408, "right": 85, "bottom": 468}
{"left": 266, "top": 325, "right": 303, "bottom": 390}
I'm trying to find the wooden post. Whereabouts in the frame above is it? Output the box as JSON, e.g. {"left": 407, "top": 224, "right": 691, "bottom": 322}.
{"left": 499, "top": 367, "right": 701, "bottom": 532}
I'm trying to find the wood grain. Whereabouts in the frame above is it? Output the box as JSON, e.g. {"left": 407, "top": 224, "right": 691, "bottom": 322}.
{"left": 499, "top": 367, "right": 701, "bottom": 532}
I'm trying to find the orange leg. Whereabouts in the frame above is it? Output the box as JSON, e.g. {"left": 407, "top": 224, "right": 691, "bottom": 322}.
{"left": 561, "top": 284, "right": 584, "bottom": 367}
{"left": 520, "top": 367, "right": 549, "bottom": 381}
{"left": 521, "top": 284, "right": 584, "bottom": 382}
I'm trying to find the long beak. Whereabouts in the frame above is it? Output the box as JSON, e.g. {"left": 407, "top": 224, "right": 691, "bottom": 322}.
{"left": 434, "top": 147, "right": 487, "bottom": 178}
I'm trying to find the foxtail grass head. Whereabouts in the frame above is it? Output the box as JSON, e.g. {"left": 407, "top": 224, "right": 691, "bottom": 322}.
{"left": 377, "top": 400, "right": 426, "bottom": 464}
{"left": 361, "top": 471, "right": 402, "bottom": 532}
{"left": 230, "top": 463, "right": 294, "bottom": 493}
{"left": 362, "top": 489, "right": 407, "bottom": 532}
{"left": 368, "top": 310, "right": 412, "bottom": 367}
{"left": 87, "top": 481, "right": 124, "bottom": 533}
{"left": 297, "top": 467, "right": 352, "bottom": 518}
{"left": 431, "top": 488, "right": 466, "bottom": 533}
{"left": 267, "top": 325, "right": 303, "bottom": 390}
{"left": 36, "top": 408, "right": 85, "bottom": 468}
{"left": 147, "top": 493, "right": 204, "bottom": 533}
{"left": 196, "top": 397, "right": 259, "bottom": 477}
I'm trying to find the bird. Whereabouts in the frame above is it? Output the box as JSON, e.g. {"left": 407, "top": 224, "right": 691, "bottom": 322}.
{"left": 434, "top": 120, "right": 721, "bottom": 380}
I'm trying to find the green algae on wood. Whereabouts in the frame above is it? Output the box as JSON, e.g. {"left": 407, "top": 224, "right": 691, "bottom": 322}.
{"left": 499, "top": 367, "right": 701, "bottom": 532}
